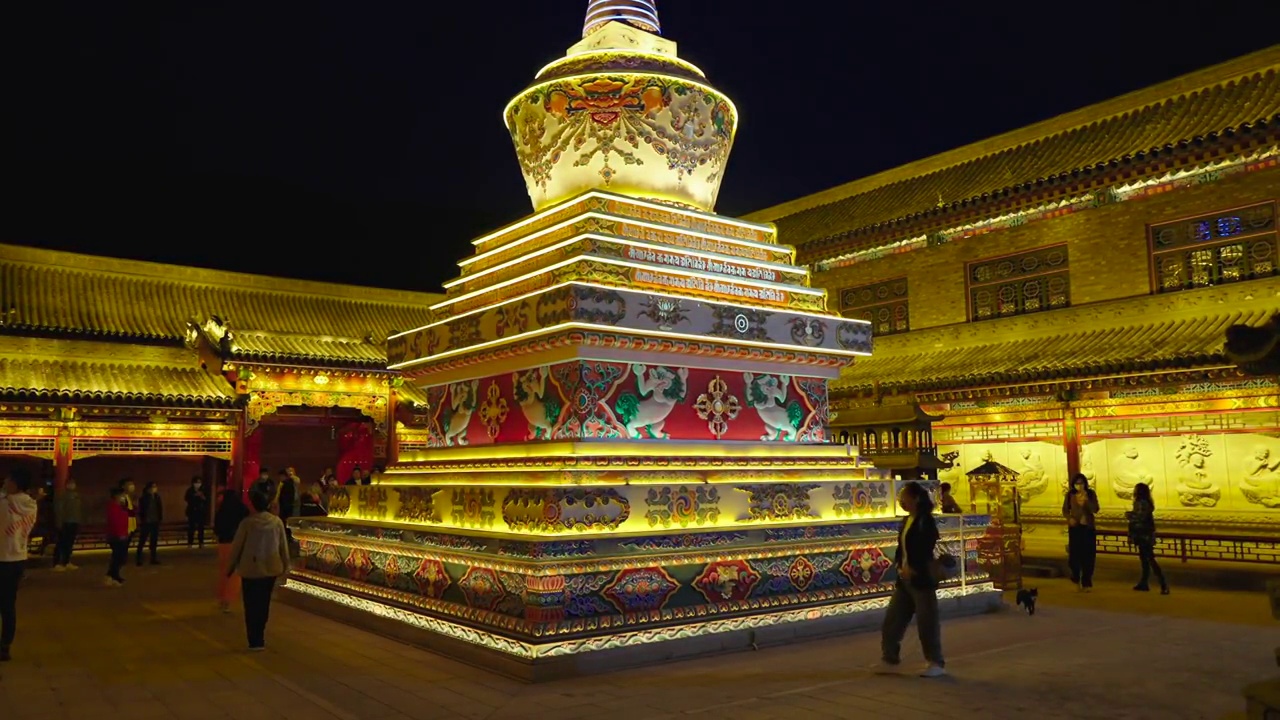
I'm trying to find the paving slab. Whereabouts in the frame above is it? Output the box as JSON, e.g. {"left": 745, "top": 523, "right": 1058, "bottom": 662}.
{"left": 0, "top": 549, "right": 1272, "bottom": 720}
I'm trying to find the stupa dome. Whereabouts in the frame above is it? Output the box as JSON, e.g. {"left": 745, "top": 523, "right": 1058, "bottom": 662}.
{"left": 504, "top": 1, "right": 737, "bottom": 213}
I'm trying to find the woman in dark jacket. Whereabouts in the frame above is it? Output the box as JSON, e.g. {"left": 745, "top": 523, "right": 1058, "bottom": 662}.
{"left": 213, "top": 490, "right": 249, "bottom": 613}
{"left": 135, "top": 482, "right": 163, "bottom": 566}
{"left": 878, "top": 481, "right": 946, "bottom": 678}
{"left": 184, "top": 476, "right": 209, "bottom": 549}
{"left": 1126, "top": 482, "right": 1169, "bottom": 594}
{"left": 1062, "top": 473, "right": 1101, "bottom": 591}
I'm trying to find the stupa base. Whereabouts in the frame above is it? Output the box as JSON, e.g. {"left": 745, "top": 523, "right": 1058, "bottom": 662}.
{"left": 283, "top": 576, "right": 999, "bottom": 681}
{"left": 283, "top": 510, "right": 1003, "bottom": 681}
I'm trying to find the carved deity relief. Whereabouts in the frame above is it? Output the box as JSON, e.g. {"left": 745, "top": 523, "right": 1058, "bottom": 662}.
{"left": 1173, "top": 434, "right": 1220, "bottom": 508}
{"left": 743, "top": 372, "right": 803, "bottom": 441}
{"left": 513, "top": 367, "right": 561, "bottom": 440}
{"left": 1015, "top": 447, "right": 1048, "bottom": 502}
{"left": 1240, "top": 445, "right": 1280, "bottom": 508}
{"left": 614, "top": 364, "right": 689, "bottom": 439}
{"left": 442, "top": 379, "right": 479, "bottom": 447}
{"left": 1110, "top": 444, "right": 1155, "bottom": 501}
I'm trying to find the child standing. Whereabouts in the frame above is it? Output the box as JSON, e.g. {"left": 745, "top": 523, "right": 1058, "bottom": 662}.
{"left": 105, "top": 488, "right": 130, "bottom": 586}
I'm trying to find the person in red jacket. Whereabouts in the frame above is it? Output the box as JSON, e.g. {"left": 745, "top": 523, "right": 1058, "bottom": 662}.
{"left": 105, "top": 488, "right": 130, "bottom": 587}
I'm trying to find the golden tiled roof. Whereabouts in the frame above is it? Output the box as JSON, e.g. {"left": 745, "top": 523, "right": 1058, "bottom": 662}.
{"left": 748, "top": 47, "right": 1280, "bottom": 251}
{"left": 833, "top": 278, "right": 1280, "bottom": 394}
{"left": 0, "top": 244, "right": 440, "bottom": 367}
{"left": 395, "top": 381, "right": 429, "bottom": 408}
{"left": 0, "top": 336, "right": 235, "bottom": 407}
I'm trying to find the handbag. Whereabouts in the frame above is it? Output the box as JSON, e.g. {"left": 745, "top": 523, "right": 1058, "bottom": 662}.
{"left": 931, "top": 551, "right": 958, "bottom": 580}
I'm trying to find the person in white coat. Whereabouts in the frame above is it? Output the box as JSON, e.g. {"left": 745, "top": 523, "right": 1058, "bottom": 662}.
{"left": 0, "top": 467, "right": 39, "bottom": 662}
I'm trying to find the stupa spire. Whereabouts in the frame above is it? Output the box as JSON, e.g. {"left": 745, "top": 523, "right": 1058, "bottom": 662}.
{"left": 583, "top": 0, "right": 660, "bottom": 37}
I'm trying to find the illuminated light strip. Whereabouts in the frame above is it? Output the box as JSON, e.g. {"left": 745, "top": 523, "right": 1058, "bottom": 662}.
{"left": 446, "top": 233, "right": 805, "bottom": 290}
{"left": 469, "top": 192, "right": 775, "bottom": 252}
{"left": 392, "top": 280, "right": 866, "bottom": 340}
{"left": 433, "top": 255, "right": 823, "bottom": 312}
{"left": 286, "top": 579, "right": 996, "bottom": 660}
{"left": 379, "top": 439, "right": 865, "bottom": 461}
{"left": 389, "top": 316, "right": 869, "bottom": 371}
{"left": 538, "top": 50, "right": 704, "bottom": 79}
{"left": 462, "top": 211, "right": 786, "bottom": 271}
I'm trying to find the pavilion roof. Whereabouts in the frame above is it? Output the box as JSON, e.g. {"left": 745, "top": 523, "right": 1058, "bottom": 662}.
{"left": 832, "top": 277, "right": 1280, "bottom": 395}
{"left": 0, "top": 244, "right": 439, "bottom": 368}
{"left": 747, "top": 47, "right": 1280, "bottom": 259}
{"left": 0, "top": 336, "right": 236, "bottom": 408}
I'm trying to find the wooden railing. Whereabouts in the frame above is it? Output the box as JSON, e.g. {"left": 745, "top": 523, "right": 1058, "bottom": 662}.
{"left": 1093, "top": 529, "right": 1280, "bottom": 565}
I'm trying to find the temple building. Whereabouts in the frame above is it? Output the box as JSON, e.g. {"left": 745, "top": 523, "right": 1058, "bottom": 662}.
{"left": 747, "top": 46, "right": 1280, "bottom": 559}
{"left": 0, "top": 243, "right": 440, "bottom": 531}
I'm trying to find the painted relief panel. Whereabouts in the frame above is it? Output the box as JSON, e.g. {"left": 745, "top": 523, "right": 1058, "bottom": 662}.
{"left": 388, "top": 285, "right": 872, "bottom": 368}
{"left": 1226, "top": 433, "right": 1280, "bottom": 509}
{"left": 414, "top": 360, "right": 830, "bottom": 446}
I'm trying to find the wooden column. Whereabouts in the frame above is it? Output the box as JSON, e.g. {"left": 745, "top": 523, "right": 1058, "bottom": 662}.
{"left": 387, "top": 388, "right": 400, "bottom": 467}
{"left": 53, "top": 428, "right": 72, "bottom": 493}
{"left": 230, "top": 413, "right": 246, "bottom": 491}
{"left": 1064, "top": 406, "right": 1080, "bottom": 479}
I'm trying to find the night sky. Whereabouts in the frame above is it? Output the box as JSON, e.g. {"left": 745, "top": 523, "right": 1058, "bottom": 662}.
{"left": 11, "top": 2, "right": 1280, "bottom": 294}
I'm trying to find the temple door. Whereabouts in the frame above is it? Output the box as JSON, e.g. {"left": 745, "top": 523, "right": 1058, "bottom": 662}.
{"left": 335, "top": 422, "right": 374, "bottom": 483}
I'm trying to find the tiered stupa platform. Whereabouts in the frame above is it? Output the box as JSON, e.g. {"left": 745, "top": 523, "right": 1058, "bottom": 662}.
{"left": 284, "top": 1, "right": 1002, "bottom": 679}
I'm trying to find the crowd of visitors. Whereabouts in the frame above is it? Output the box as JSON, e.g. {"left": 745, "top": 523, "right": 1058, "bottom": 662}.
{"left": 0, "top": 463, "right": 372, "bottom": 660}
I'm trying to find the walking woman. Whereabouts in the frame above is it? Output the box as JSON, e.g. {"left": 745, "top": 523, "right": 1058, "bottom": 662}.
{"left": 184, "top": 476, "right": 209, "bottom": 549}
{"left": 1127, "top": 482, "right": 1169, "bottom": 595}
{"left": 878, "top": 481, "right": 946, "bottom": 678}
{"left": 225, "top": 491, "right": 291, "bottom": 651}
{"left": 213, "top": 490, "right": 248, "bottom": 613}
{"left": 1062, "top": 473, "right": 1100, "bottom": 592}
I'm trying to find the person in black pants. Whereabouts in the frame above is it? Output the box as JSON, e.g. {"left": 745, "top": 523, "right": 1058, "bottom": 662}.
{"left": 1127, "top": 482, "right": 1169, "bottom": 595}
{"left": 136, "top": 481, "right": 163, "bottom": 566}
{"left": 184, "top": 476, "right": 209, "bottom": 549}
{"left": 226, "top": 491, "right": 291, "bottom": 651}
{"left": 105, "top": 488, "right": 130, "bottom": 586}
{"left": 1062, "top": 473, "right": 1100, "bottom": 592}
{"left": 53, "top": 478, "right": 84, "bottom": 570}
{"left": 877, "top": 481, "right": 947, "bottom": 678}
{"left": 0, "top": 467, "right": 39, "bottom": 662}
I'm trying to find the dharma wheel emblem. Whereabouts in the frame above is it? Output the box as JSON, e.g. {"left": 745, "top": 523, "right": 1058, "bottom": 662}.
{"left": 733, "top": 313, "right": 750, "bottom": 334}
{"left": 694, "top": 375, "right": 741, "bottom": 440}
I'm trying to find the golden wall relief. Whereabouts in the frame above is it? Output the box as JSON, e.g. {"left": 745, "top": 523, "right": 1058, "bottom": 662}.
{"left": 939, "top": 427, "right": 1280, "bottom": 532}
{"left": 936, "top": 440, "right": 1067, "bottom": 511}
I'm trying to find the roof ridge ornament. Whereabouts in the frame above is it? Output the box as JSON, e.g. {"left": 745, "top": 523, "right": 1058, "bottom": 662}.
{"left": 583, "top": 0, "right": 660, "bottom": 37}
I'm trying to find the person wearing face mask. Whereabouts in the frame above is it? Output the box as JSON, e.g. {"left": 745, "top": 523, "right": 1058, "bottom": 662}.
{"left": 1062, "top": 473, "right": 1101, "bottom": 592}
{"left": 136, "top": 481, "right": 163, "bottom": 566}
{"left": 185, "top": 476, "right": 209, "bottom": 549}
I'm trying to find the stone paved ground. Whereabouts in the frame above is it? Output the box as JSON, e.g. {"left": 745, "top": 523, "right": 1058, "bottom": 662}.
{"left": 1, "top": 548, "right": 1273, "bottom": 720}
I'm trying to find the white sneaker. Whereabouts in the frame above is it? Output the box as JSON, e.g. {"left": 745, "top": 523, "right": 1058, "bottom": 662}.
{"left": 920, "top": 664, "right": 947, "bottom": 678}
{"left": 873, "top": 660, "right": 901, "bottom": 674}
{"left": 52, "top": 565, "right": 66, "bottom": 573}
{"left": 66, "top": 563, "right": 79, "bottom": 571}
{"left": 103, "top": 577, "right": 118, "bottom": 587}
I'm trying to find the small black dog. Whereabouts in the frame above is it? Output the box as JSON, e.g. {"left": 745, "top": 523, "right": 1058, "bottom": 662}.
{"left": 1016, "top": 587, "right": 1038, "bottom": 615}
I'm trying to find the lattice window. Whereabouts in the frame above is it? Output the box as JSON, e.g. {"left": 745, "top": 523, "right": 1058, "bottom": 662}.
{"left": 839, "top": 278, "right": 909, "bottom": 336}
{"left": 0, "top": 437, "right": 55, "bottom": 454}
{"left": 75, "top": 437, "right": 232, "bottom": 455}
{"left": 967, "top": 245, "right": 1069, "bottom": 321}
{"left": 1150, "top": 201, "right": 1278, "bottom": 293}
